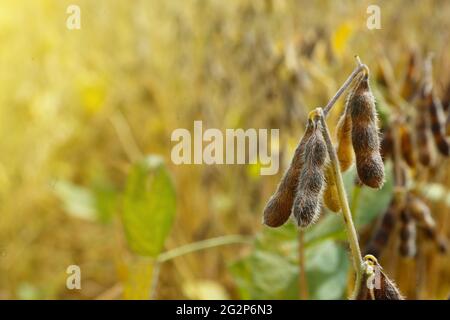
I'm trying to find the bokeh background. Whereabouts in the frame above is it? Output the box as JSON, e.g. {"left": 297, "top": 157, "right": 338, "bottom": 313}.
{"left": 0, "top": 0, "right": 449, "bottom": 299}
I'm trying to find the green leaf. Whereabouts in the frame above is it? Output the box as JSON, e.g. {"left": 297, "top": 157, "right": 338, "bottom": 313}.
{"left": 304, "top": 214, "right": 346, "bottom": 247}
{"left": 305, "top": 241, "right": 349, "bottom": 300}
{"left": 229, "top": 239, "right": 349, "bottom": 300}
{"left": 92, "top": 180, "right": 119, "bottom": 224}
{"left": 229, "top": 250, "right": 298, "bottom": 300}
{"left": 54, "top": 180, "right": 97, "bottom": 221}
{"left": 122, "top": 155, "right": 176, "bottom": 257}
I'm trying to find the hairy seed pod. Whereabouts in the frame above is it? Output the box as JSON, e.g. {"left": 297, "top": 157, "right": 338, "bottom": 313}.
{"left": 400, "top": 51, "right": 419, "bottom": 101}
{"left": 415, "top": 90, "right": 434, "bottom": 166}
{"left": 429, "top": 95, "right": 450, "bottom": 156}
{"left": 323, "top": 165, "right": 340, "bottom": 212}
{"left": 263, "top": 120, "right": 315, "bottom": 227}
{"left": 407, "top": 195, "right": 448, "bottom": 254}
{"left": 364, "top": 198, "right": 398, "bottom": 257}
{"left": 444, "top": 84, "right": 450, "bottom": 135}
{"left": 399, "top": 122, "right": 416, "bottom": 168}
{"left": 446, "top": 108, "right": 450, "bottom": 136}
{"left": 293, "top": 121, "right": 327, "bottom": 228}
{"left": 336, "top": 108, "right": 354, "bottom": 171}
{"left": 443, "top": 82, "right": 450, "bottom": 113}
{"left": 397, "top": 163, "right": 408, "bottom": 187}
{"left": 356, "top": 255, "right": 405, "bottom": 300}
{"left": 398, "top": 209, "right": 417, "bottom": 258}
{"left": 349, "top": 74, "right": 385, "bottom": 188}
{"left": 380, "top": 125, "right": 393, "bottom": 161}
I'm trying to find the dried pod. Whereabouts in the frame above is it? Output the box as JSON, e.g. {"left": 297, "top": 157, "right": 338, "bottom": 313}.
{"left": 442, "top": 81, "right": 450, "bottom": 113}
{"left": 446, "top": 109, "right": 450, "bottom": 136}
{"left": 375, "top": 64, "right": 388, "bottom": 88}
{"left": 349, "top": 74, "right": 385, "bottom": 188}
{"left": 336, "top": 108, "right": 354, "bottom": 171}
{"left": 400, "top": 51, "right": 419, "bottom": 101}
{"left": 396, "top": 162, "right": 408, "bottom": 187}
{"left": 406, "top": 195, "right": 448, "bottom": 254}
{"left": 415, "top": 90, "right": 434, "bottom": 166}
{"left": 263, "top": 119, "right": 315, "bottom": 227}
{"left": 398, "top": 209, "right": 417, "bottom": 258}
{"left": 380, "top": 125, "right": 393, "bottom": 161}
{"left": 444, "top": 84, "right": 450, "bottom": 135}
{"left": 429, "top": 95, "right": 450, "bottom": 156}
{"left": 364, "top": 198, "right": 398, "bottom": 257}
{"left": 293, "top": 121, "right": 327, "bottom": 228}
{"left": 399, "top": 122, "right": 416, "bottom": 168}
{"left": 356, "top": 255, "right": 404, "bottom": 300}
{"left": 323, "top": 165, "right": 340, "bottom": 212}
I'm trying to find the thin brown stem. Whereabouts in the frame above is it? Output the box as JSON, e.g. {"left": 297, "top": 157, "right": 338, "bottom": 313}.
{"left": 392, "top": 119, "right": 403, "bottom": 188}
{"left": 316, "top": 108, "right": 364, "bottom": 299}
{"left": 391, "top": 118, "right": 407, "bottom": 209}
{"left": 298, "top": 229, "right": 308, "bottom": 300}
{"left": 323, "top": 56, "right": 368, "bottom": 116}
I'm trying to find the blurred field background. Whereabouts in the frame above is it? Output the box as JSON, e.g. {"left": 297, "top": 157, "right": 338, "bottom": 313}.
{"left": 0, "top": 0, "right": 449, "bottom": 299}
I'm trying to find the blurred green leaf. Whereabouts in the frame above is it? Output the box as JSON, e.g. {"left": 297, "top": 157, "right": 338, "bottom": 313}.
{"left": 54, "top": 179, "right": 119, "bottom": 223}
{"left": 122, "top": 155, "right": 176, "bottom": 257}
{"left": 304, "top": 214, "right": 346, "bottom": 247}
{"left": 229, "top": 239, "right": 349, "bottom": 300}
{"left": 229, "top": 250, "right": 298, "bottom": 299}
{"left": 304, "top": 241, "right": 349, "bottom": 300}
{"left": 92, "top": 181, "right": 119, "bottom": 224}
{"left": 16, "top": 283, "right": 41, "bottom": 300}
{"left": 54, "top": 180, "right": 96, "bottom": 221}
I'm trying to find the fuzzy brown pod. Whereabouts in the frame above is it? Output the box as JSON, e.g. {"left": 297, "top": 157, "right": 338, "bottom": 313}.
{"left": 323, "top": 165, "right": 340, "bottom": 212}
{"left": 356, "top": 255, "right": 404, "bottom": 300}
{"left": 348, "top": 73, "right": 385, "bottom": 188}
{"left": 442, "top": 82, "right": 450, "bottom": 113}
{"left": 446, "top": 109, "right": 450, "bottom": 136}
{"left": 444, "top": 84, "right": 450, "bottom": 136}
{"left": 336, "top": 108, "right": 354, "bottom": 172}
{"left": 415, "top": 90, "right": 434, "bottom": 166}
{"left": 292, "top": 120, "right": 327, "bottom": 228}
{"left": 398, "top": 209, "right": 417, "bottom": 258}
{"left": 399, "top": 122, "right": 416, "bottom": 168}
{"left": 400, "top": 51, "right": 419, "bottom": 101}
{"left": 406, "top": 194, "right": 448, "bottom": 254}
{"left": 429, "top": 95, "right": 450, "bottom": 156}
{"left": 263, "top": 119, "right": 315, "bottom": 227}
{"left": 364, "top": 198, "right": 398, "bottom": 257}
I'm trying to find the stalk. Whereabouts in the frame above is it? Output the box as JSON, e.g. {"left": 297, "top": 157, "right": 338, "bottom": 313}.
{"left": 316, "top": 108, "right": 364, "bottom": 299}
{"left": 298, "top": 229, "right": 309, "bottom": 299}
{"left": 323, "top": 56, "right": 369, "bottom": 117}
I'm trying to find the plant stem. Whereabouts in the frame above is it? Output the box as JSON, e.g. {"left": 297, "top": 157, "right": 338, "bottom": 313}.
{"left": 149, "top": 262, "right": 160, "bottom": 299}
{"left": 323, "top": 57, "right": 368, "bottom": 117}
{"left": 110, "top": 111, "right": 143, "bottom": 162}
{"left": 317, "top": 108, "right": 363, "bottom": 299}
{"left": 298, "top": 229, "right": 309, "bottom": 300}
{"left": 147, "top": 235, "right": 251, "bottom": 299}
{"left": 156, "top": 235, "right": 252, "bottom": 263}
{"left": 392, "top": 119, "right": 403, "bottom": 188}
{"left": 350, "top": 185, "right": 362, "bottom": 220}
{"left": 391, "top": 117, "right": 407, "bottom": 206}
